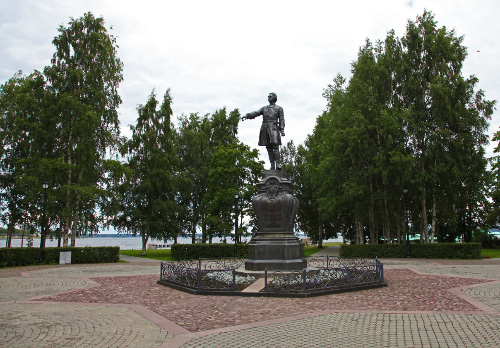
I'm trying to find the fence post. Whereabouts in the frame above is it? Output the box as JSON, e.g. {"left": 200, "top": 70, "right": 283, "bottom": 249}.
{"left": 303, "top": 269, "right": 307, "bottom": 292}
{"left": 265, "top": 270, "right": 268, "bottom": 292}
{"left": 327, "top": 255, "right": 329, "bottom": 268}
{"left": 197, "top": 259, "right": 201, "bottom": 289}
{"left": 232, "top": 270, "right": 236, "bottom": 291}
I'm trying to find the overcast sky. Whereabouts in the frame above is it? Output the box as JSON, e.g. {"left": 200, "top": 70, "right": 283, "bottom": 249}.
{"left": 1, "top": 0, "right": 498, "bottom": 165}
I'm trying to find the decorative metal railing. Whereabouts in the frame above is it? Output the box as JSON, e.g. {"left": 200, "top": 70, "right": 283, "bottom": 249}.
{"left": 160, "top": 258, "right": 254, "bottom": 292}
{"left": 265, "top": 258, "right": 384, "bottom": 293}
{"left": 160, "top": 257, "right": 384, "bottom": 295}
{"left": 306, "top": 255, "right": 377, "bottom": 269}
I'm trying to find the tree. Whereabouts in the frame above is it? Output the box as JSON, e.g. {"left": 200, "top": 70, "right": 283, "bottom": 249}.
{"left": 0, "top": 71, "right": 60, "bottom": 246}
{"left": 43, "top": 12, "right": 123, "bottom": 246}
{"left": 175, "top": 108, "right": 242, "bottom": 243}
{"left": 114, "top": 90, "right": 177, "bottom": 255}
{"left": 400, "top": 11, "right": 494, "bottom": 242}
{"left": 307, "top": 11, "right": 494, "bottom": 245}
{"left": 203, "top": 141, "right": 263, "bottom": 242}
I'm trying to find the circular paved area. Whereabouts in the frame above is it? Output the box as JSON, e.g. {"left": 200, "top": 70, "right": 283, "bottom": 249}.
{"left": 29, "top": 264, "right": 159, "bottom": 278}
{"left": 182, "top": 312, "right": 500, "bottom": 348}
{"left": 0, "top": 277, "right": 91, "bottom": 302}
{"left": 464, "top": 282, "right": 500, "bottom": 311}
{"left": 0, "top": 255, "right": 499, "bottom": 347}
{"left": 414, "top": 264, "right": 500, "bottom": 280}
{"left": 0, "top": 303, "right": 173, "bottom": 348}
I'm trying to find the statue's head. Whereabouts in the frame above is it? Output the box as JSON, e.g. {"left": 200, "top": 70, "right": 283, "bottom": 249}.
{"left": 268, "top": 93, "right": 277, "bottom": 103}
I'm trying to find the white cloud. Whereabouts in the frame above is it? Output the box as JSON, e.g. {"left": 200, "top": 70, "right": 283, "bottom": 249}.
{"left": 1, "top": 0, "right": 498, "bottom": 165}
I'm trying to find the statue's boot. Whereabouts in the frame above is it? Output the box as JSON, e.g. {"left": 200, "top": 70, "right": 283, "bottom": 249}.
{"left": 274, "top": 148, "right": 282, "bottom": 169}
{"left": 268, "top": 150, "right": 276, "bottom": 170}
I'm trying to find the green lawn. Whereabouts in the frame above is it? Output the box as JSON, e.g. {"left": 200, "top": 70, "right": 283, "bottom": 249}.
{"left": 119, "top": 249, "right": 173, "bottom": 261}
{"left": 481, "top": 248, "right": 500, "bottom": 259}
{"left": 304, "top": 245, "right": 325, "bottom": 257}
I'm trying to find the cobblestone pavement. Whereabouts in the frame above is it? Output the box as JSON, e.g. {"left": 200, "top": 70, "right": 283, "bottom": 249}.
{"left": 28, "top": 264, "right": 159, "bottom": 278}
{"left": 0, "top": 277, "right": 92, "bottom": 302}
{"left": 43, "top": 270, "right": 490, "bottom": 332}
{"left": 0, "top": 258, "right": 499, "bottom": 347}
{"left": 413, "top": 264, "right": 500, "bottom": 280}
{"left": 463, "top": 281, "right": 500, "bottom": 311}
{"left": 0, "top": 303, "right": 173, "bottom": 348}
{"left": 182, "top": 312, "right": 500, "bottom": 348}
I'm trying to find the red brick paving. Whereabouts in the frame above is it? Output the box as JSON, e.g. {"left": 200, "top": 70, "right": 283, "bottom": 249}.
{"left": 41, "top": 269, "right": 490, "bottom": 332}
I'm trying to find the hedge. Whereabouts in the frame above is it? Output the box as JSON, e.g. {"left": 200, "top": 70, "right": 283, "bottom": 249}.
{"left": 0, "top": 246, "right": 120, "bottom": 267}
{"left": 171, "top": 243, "right": 248, "bottom": 260}
{"left": 339, "top": 243, "right": 481, "bottom": 259}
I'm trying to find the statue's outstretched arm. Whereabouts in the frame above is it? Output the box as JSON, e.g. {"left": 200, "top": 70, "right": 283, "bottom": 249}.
{"left": 241, "top": 107, "right": 264, "bottom": 121}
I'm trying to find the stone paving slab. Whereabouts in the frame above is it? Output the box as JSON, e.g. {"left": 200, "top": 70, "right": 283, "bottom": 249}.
{"left": 27, "top": 264, "right": 159, "bottom": 278}
{"left": 0, "top": 303, "right": 173, "bottom": 348}
{"left": 181, "top": 312, "right": 500, "bottom": 348}
{"left": 1, "top": 259, "right": 500, "bottom": 348}
{"left": 0, "top": 277, "right": 92, "bottom": 302}
{"left": 43, "top": 270, "right": 490, "bottom": 332}
{"left": 413, "top": 265, "right": 500, "bottom": 280}
{"left": 463, "top": 281, "right": 500, "bottom": 311}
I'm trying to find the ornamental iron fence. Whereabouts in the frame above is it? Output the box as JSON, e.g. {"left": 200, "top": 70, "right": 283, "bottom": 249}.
{"left": 159, "top": 256, "right": 385, "bottom": 296}
{"left": 160, "top": 258, "right": 254, "bottom": 292}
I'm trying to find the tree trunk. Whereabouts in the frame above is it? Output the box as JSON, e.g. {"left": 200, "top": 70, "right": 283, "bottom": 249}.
{"left": 58, "top": 221, "right": 63, "bottom": 247}
{"left": 141, "top": 228, "right": 148, "bottom": 256}
{"left": 420, "top": 186, "right": 427, "bottom": 243}
{"left": 191, "top": 220, "right": 196, "bottom": 244}
{"left": 318, "top": 224, "right": 323, "bottom": 248}
{"left": 70, "top": 208, "right": 79, "bottom": 247}
{"left": 70, "top": 171, "right": 83, "bottom": 247}
{"left": 63, "top": 113, "right": 74, "bottom": 247}
{"left": 355, "top": 203, "right": 364, "bottom": 245}
{"left": 201, "top": 218, "right": 207, "bottom": 243}
{"left": 431, "top": 190, "right": 437, "bottom": 243}
{"left": 402, "top": 205, "right": 407, "bottom": 244}
{"left": 369, "top": 180, "right": 377, "bottom": 244}
{"left": 6, "top": 223, "right": 14, "bottom": 248}
{"left": 383, "top": 187, "right": 391, "bottom": 243}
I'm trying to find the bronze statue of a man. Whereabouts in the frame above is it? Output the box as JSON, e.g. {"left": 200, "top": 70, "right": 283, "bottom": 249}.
{"left": 242, "top": 92, "right": 285, "bottom": 170}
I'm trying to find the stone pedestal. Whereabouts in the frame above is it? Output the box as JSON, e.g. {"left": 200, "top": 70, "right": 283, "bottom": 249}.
{"left": 245, "top": 169, "right": 306, "bottom": 271}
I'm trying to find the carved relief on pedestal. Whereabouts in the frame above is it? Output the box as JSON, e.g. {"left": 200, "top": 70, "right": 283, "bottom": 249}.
{"left": 252, "top": 174, "right": 298, "bottom": 234}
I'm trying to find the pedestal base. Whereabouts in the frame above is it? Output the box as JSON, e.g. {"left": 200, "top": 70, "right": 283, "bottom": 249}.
{"left": 245, "top": 233, "right": 306, "bottom": 271}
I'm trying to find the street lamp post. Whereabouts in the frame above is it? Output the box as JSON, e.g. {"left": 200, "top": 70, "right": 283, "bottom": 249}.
{"left": 233, "top": 192, "right": 239, "bottom": 257}
{"left": 404, "top": 186, "right": 410, "bottom": 258}
{"left": 39, "top": 182, "right": 49, "bottom": 264}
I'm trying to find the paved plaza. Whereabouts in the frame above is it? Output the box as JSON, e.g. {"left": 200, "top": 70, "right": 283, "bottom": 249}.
{"left": 0, "top": 248, "right": 499, "bottom": 347}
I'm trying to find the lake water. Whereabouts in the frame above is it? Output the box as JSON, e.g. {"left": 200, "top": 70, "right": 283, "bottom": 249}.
{"left": 6, "top": 234, "right": 342, "bottom": 250}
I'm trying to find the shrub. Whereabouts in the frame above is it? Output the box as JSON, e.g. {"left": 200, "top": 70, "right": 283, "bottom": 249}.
{"left": 171, "top": 243, "right": 248, "bottom": 260}
{"left": 339, "top": 243, "right": 481, "bottom": 259}
{"left": 0, "top": 246, "right": 120, "bottom": 267}
{"left": 340, "top": 244, "right": 407, "bottom": 258}
{"left": 478, "top": 235, "right": 500, "bottom": 249}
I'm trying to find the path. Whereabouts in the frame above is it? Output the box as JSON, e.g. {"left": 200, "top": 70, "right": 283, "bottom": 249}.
{"left": 0, "top": 255, "right": 499, "bottom": 347}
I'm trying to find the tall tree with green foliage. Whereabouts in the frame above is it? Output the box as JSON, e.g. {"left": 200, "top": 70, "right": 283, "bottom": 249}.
{"left": 114, "top": 90, "right": 177, "bottom": 255}
{"left": 0, "top": 71, "right": 61, "bottom": 246}
{"left": 203, "top": 141, "right": 263, "bottom": 243}
{"left": 43, "top": 12, "right": 123, "bottom": 246}
{"left": 307, "top": 11, "right": 494, "bottom": 245}
{"left": 175, "top": 108, "right": 241, "bottom": 243}
{"left": 400, "top": 11, "right": 494, "bottom": 242}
